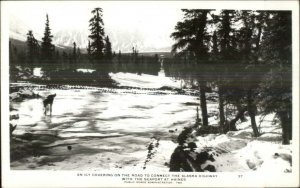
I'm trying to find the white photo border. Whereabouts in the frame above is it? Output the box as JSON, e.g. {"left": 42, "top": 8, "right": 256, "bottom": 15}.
{"left": 1, "top": 1, "right": 299, "bottom": 187}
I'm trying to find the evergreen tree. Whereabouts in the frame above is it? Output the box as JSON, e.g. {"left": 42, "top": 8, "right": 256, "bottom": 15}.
{"left": 9, "top": 40, "right": 13, "bottom": 64}
{"left": 253, "top": 11, "right": 269, "bottom": 61}
{"left": 87, "top": 40, "right": 92, "bottom": 56}
{"left": 214, "top": 10, "right": 261, "bottom": 135}
{"left": 9, "top": 40, "right": 18, "bottom": 65}
{"left": 77, "top": 47, "right": 81, "bottom": 59}
{"left": 237, "top": 10, "right": 261, "bottom": 137}
{"left": 259, "top": 11, "right": 292, "bottom": 144}
{"left": 73, "top": 42, "right": 77, "bottom": 62}
{"left": 76, "top": 47, "right": 81, "bottom": 63}
{"left": 213, "top": 10, "right": 241, "bottom": 130}
{"left": 41, "top": 14, "right": 54, "bottom": 62}
{"left": 211, "top": 31, "right": 219, "bottom": 62}
{"left": 104, "top": 35, "right": 113, "bottom": 61}
{"left": 87, "top": 40, "right": 92, "bottom": 62}
{"left": 132, "top": 46, "right": 139, "bottom": 63}
{"left": 118, "top": 50, "right": 122, "bottom": 63}
{"left": 171, "top": 9, "right": 212, "bottom": 63}
{"left": 171, "top": 9, "right": 213, "bottom": 126}
{"left": 88, "top": 7, "right": 105, "bottom": 62}
{"left": 26, "top": 30, "right": 39, "bottom": 63}
{"left": 215, "top": 10, "right": 238, "bottom": 63}
{"left": 260, "top": 12, "right": 292, "bottom": 64}
{"left": 237, "top": 11, "right": 254, "bottom": 62}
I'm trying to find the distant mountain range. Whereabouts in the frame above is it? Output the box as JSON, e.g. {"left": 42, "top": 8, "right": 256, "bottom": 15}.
{"left": 9, "top": 16, "right": 172, "bottom": 53}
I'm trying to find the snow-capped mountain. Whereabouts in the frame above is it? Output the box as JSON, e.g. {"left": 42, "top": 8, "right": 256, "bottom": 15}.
{"left": 9, "top": 16, "right": 172, "bottom": 53}
{"left": 9, "top": 16, "right": 43, "bottom": 42}
{"left": 106, "top": 27, "right": 171, "bottom": 53}
{"left": 52, "top": 27, "right": 171, "bottom": 53}
{"left": 53, "top": 28, "right": 89, "bottom": 50}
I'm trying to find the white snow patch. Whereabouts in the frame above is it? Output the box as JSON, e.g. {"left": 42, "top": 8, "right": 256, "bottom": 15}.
{"left": 77, "top": 69, "right": 96, "bottom": 73}
{"left": 10, "top": 92, "right": 21, "bottom": 100}
{"left": 59, "top": 132, "right": 124, "bottom": 138}
{"left": 188, "top": 112, "right": 291, "bottom": 173}
{"left": 109, "top": 72, "right": 181, "bottom": 89}
{"left": 237, "top": 141, "right": 292, "bottom": 172}
{"left": 72, "top": 121, "right": 89, "bottom": 128}
{"left": 33, "top": 68, "right": 43, "bottom": 77}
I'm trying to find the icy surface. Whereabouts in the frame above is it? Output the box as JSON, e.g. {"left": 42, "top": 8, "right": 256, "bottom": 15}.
{"left": 77, "top": 69, "right": 96, "bottom": 73}
{"left": 109, "top": 72, "right": 182, "bottom": 89}
{"left": 10, "top": 87, "right": 196, "bottom": 170}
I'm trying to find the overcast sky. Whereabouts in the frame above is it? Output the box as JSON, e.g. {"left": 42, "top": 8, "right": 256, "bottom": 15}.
{"left": 7, "top": 1, "right": 185, "bottom": 51}
{"left": 9, "top": 1, "right": 183, "bottom": 31}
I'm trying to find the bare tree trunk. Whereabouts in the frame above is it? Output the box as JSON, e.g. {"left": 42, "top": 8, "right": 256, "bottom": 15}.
{"left": 218, "top": 86, "right": 225, "bottom": 127}
{"left": 278, "top": 111, "right": 291, "bottom": 145}
{"left": 247, "top": 89, "right": 259, "bottom": 137}
{"left": 288, "top": 110, "right": 292, "bottom": 140}
{"left": 236, "top": 103, "right": 246, "bottom": 122}
{"left": 199, "top": 83, "right": 208, "bottom": 127}
{"left": 228, "top": 106, "right": 247, "bottom": 131}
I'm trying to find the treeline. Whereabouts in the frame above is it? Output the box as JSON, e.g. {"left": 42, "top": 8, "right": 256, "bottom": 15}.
{"left": 9, "top": 14, "right": 85, "bottom": 66}
{"left": 168, "top": 10, "right": 292, "bottom": 144}
{"left": 17, "top": 9, "right": 114, "bottom": 65}
{"left": 10, "top": 8, "right": 161, "bottom": 66}
{"left": 9, "top": 7, "right": 162, "bottom": 78}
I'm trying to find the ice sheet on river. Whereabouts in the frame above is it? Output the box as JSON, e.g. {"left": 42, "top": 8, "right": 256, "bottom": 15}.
{"left": 10, "top": 88, "right": 197, "bottom": 170}
{"left": 109, "top": 72, "right": 182, "bottom": 89}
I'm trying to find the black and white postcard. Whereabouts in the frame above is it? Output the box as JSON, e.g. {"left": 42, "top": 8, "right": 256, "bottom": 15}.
{"left": 1, "top": 1, "right": 299, "bottom": 187}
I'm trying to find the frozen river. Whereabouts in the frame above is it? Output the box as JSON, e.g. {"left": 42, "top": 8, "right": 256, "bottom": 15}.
{"left": 10, "top": 73, "right": 213, "bottom": 171}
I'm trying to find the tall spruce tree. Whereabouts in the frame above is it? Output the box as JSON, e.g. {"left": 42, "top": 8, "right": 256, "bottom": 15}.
{"left": 171, "top": 9, "right": 212, "bottom": 63}
{"left": 41, "top": 14, "right": 54, "bottom": 62}
{"left": 215, "top": 10, "right": 238, "bottom": 63}
{"left": 211, "top": 31, "right": 219, "bottom": 62}
{"left": 237, "top": 11, "right": 255, "bottom": 62}
{"left": 104, "top": 35, "right": 112, "bottom": 61}
{"left": 9, "top": 40, "right": 13, "bottom": 64}
{"left": 87, "top": 40, "right": 92, "bottom": 56}
{"left": 237, "top": 10, "right": 261, "bottom": 137}
{"left": 213, "top": 10, "right": 241, "bottom": 130}
{"left": 259, "top": 11, "right": 292, "bottom": 144}
{"left": 73, "top": 42, "right": 77, "bottom": 62}
{"left": 26, "top": 30, "right": 39, "bottom": 63}
{"left": 88, "top": 7, "right": 105, "bottom": 62}
{"left": 118, "top": 50, "right": 122, "bottom": 63}
{"left": 171, "top": 9, "right": 213, "bottom": 127}
{"left": 132, "top": 46, "right": 139, "bottom": 63}
{"left": 87, "top": 40, "right": 92, "bottom": 62}
{"left": 253, "top": 11, "right": 269, "bottom": 61}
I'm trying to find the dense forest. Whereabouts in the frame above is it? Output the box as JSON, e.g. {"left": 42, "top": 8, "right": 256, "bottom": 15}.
{"left": 165, "top": 10, "right": 292, "bottom": 145}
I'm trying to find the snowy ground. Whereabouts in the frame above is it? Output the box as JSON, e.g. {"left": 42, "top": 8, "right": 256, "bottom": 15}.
{"left": 9, "top": 72, "right": 292, "bottom": 172}
{"left": 192, "top": 113, "right": 292, "bottom": 172}
{"left": 109, "top": 72, "right": 182, "bottom": 89}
